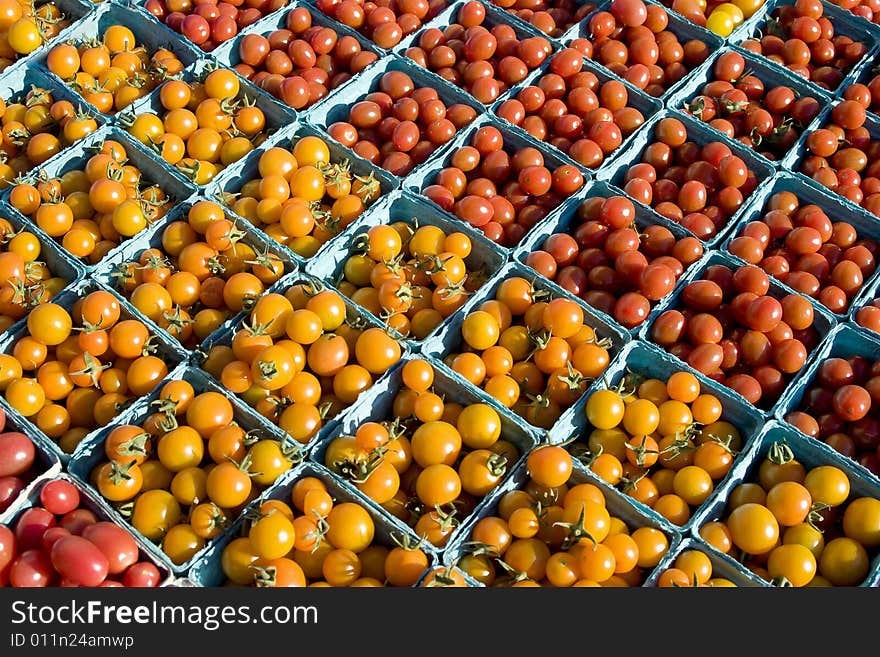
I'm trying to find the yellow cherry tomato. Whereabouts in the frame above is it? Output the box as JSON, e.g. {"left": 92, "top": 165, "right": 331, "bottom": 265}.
{"left": 715, "top": 2, "right": 745, "bottom": 24}
{"left": 707, "top": 10, "right": 735, "bottom": 37}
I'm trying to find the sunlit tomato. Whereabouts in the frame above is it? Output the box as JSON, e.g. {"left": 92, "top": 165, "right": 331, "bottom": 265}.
{"left": 727, "top": 503, "right": 779, "bottom": 554}
{"left": 326, "top": 503, "right": 374, "bottom": 553}
{"left": 526, "top": 446, "right": 572, "bottom": 488}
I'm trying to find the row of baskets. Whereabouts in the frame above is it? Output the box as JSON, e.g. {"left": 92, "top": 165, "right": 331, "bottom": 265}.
{"left": 4, "top": 330, "right": 880, "bottom": 586}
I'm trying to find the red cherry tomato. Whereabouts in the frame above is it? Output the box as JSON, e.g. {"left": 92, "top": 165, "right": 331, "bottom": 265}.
{"left": 50, "top": 536, "right": 110, "bottom": 587}
{"left": 122, "top": 562, "right": 162, "bottom": 588}
{"left": 9, "top": 549, "right": 54, "bottom": 588}
{"left": 59, "top": 508, "right": 98, "bottom": 536}
{"left": 15, "top": 507, "right": 56, "bottom": 551}
{"left": 39, "top": 481, "right": 81, "bottom": 516}
{"left": 0, "top": 433, "right": 35, "bottom": 478}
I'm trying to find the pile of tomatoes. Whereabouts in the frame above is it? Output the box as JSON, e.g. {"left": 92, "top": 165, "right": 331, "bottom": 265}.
{"left": 109, "top": 200, "right": 288, "bottom": 349}
{"left": 421, "top": 124, "right": 584, "bottom": 247}
{"left": 124, "top": 68, "right": 273, "bottom": 186}
{"left": 8, "top": 138, "right": 176, "bottom": 264}
{"left": 0, "top": 0, "right": 76, "bottom": 72}
{"left": 489, "top": 0, "right": 596, "bottom": 37}
{"left": 616, "top": 116, "right": 761, "bottom": 241}
{"left": 0, "top": 288, "right": 176, "bottom": 454}
{"left": 142, "top": 0, "right": 288, "bottom": 50}
{"left": 402, "top": 0, "right": 554, "bottom": 105}
{"left": 219, "top": 472, "right": 431, "bottom": 587}
{"left": 569, "top": 0, "right": 713, "bottom": 98}
{"left": 218, "top": 135, "right": 381, "bottom": 260}
{"left": 0, "top": 84, "right": 99, "bottom": 184}
{"left": 0, "top": 219, "right": 71, "bottom": 333}
{"left": 495, "top": 49, "right": 649, "bottom": 170}
{"left": 680, "top": 50, "right": 823, "bottom": 161}
{"left": 802, "top": 98, "right": 880, "bottom": 217}
{"left": 1, "top": 478, "right": 166, "bottom": 587}
{"left": 232, "top": 7, "right": 379, "bottom": 111}
{"left": 727, "top": 185, "right": 878, "bottom": 315}
{"left": 456, "top": 446, "right": 672, "bottom": 586}
{"left": 0, "top": 410, "right": 47, "bottom": 514}
{"left": 200, "top": 281, "right": 402, "bottom": 443}
{"left": 649, "top": 262, "right": 823, "bottom": 408}
{"left": 441, "top": 276, "right": 612, "bottom": 428}
{"left": 86, "top": 377, "right": 300, "bottom": 566}
{"left": 831, "top": 0, "right": 880, "bottom": 23}
{"left": 739, "top": 0, "right": 870, "bottom": 92}
{"left": 699, "top": 439, "right": 880, "bottom": 586}
{"left": 337, "top": 221, "right": 486, "bottom": 339}
{"left": 313, "top": 0, "right": 446, "bottom": 50}
{"left": 666, "top": 0, "right": 766, "bottom": 35}
{"left": 45, "top": 27, "right": 187, "bottom": 116}
{"left": 325, "top": 68, "right": 478, "bottom": 177}
{"left": 580, "top": 368, "right": 742, "bottom": 526}
{"left": 783, "top": 351, "right": 880, "bottom": 475}
{"left": 523, "top": 193, "right": 704, "bottom": 329}
{"left": 323, "top": 360, "right": 520, "bottom": 548}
